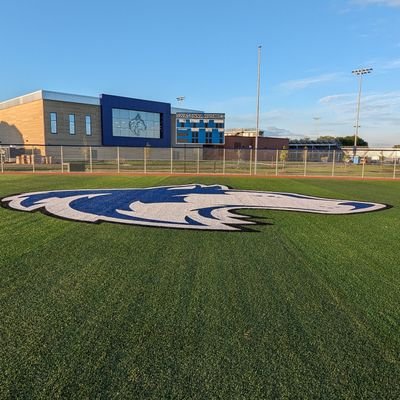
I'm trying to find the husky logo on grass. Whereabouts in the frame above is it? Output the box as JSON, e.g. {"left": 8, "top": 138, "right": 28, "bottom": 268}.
{"left": 1, "top": 184, "right": 387, "bottom": 231}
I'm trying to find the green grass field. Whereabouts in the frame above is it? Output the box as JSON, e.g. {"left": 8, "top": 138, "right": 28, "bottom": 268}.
{"left": 1, "top": 174, "right": 399, "bottom": 399}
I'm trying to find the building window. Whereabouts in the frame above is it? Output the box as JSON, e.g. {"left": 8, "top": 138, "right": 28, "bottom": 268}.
{"left": 192, "top": 131, "right": 199, "bottom": 144}
{"left": 85, "top": 115, "right": 92, "bottom": 136}
{"left": 206, "top": 131, "right": 212, "bottom": 144}
{"left": 69, "top": 114, "right": 76, "bottom": 135}
{"left": 50, "top": 112, "right": 57, "bottom": 134}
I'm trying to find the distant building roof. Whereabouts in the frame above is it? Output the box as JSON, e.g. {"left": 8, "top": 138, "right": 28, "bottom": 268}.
{"left": 225, "top": 128, "right": 264, "bottom": 137}
{"left": 289, "top": 139, "right": 340, "bottom": 147}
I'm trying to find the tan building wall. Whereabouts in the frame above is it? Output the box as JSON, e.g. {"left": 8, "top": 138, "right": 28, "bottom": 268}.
{"left": 0, "top": 100, "right": 45, "bottom": 145}
{"left": 0, "top": 98, "right": 102, "bottom": 148}
{"left": 43, "top": 100, "right": 102, "bottom": 146}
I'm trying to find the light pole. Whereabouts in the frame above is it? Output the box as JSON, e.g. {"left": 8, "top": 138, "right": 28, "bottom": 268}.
{"left": 352, "top": 68, "right": 372, "bottom": 158}
{"left": 254, "top": 45, "right": 262, "bottom": 175}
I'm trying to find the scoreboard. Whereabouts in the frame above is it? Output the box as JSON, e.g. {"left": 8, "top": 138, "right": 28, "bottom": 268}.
{"left": 176, "top": 113, "right": 225, "bottom": 145}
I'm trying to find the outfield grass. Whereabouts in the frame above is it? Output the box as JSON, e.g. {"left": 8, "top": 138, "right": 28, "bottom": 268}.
{"left": 1, "top": 174, "right": 399, "bottom": 399}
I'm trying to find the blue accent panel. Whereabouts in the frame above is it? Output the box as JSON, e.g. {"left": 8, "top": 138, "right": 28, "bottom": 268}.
{"left": 199, "top": 129, "right": 206, "bottom": 143}
{"left": 100, "top": 94, "right": 171, "bottom": 147}
{"left": 212, "top": 129, "right": 220, "bottom": 143}
{"left": 209, "top": 120, "right": 216, "bottom": 128}
{"left": 199, "top": 120, "right": 205, "bottom": 128}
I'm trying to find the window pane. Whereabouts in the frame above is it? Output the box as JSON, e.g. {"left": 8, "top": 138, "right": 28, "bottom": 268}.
{"left": 69, "top": 114, "right": 75, "bottom": 135}
{"left": 85, "top": 115, "right": 92, "bottom": 135}
{"left": 50, "top": 112, "right": 57, "bottom": 134}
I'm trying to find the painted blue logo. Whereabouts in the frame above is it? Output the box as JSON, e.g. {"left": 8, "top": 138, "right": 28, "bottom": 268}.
{"left": 129, "top": 114, "right": 147, "bottom": 136}
{"left": 1, "top": 184, "right": 387, "bottom": 231}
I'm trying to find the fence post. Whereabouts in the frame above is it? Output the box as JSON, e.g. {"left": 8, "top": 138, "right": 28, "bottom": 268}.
{"left": 197, "top": 147, "right": 200, "bottom": 174}
{"left": 332, "top": 150, "right": 336, "bottom": 177}
{"left": 223, "top": 148, "right": 226, "bottom": 174}
{"left": 0, "top": 146, "right": 4, "bottom": 173}
{"left": 89, "top": 146, "right": 93, "bottom": 173}
{"left": 144, "top": 147, "right": 147, "bottom": 174}
{"left": 275, "top": 149, "right": 279, "bottom": 176}
{"left": 60, "top": 146, "right": 64, "bottom": 173}
{"left": 32, "top": 146, "right": 35, "bottom": 173}
{"left": 303, "top": 148, "right": 307, "bottom": 176}
{"left": 117, "top": 146, "right": 120, "bottom": 173}
{"left": 170, "top": 147, "right": 173, "bottom": 174}
{"left": 394, "top": 157, "right": 397, "bottom": 179}
{"left": 249, "top": 148, "right": 253, "bottom": 175}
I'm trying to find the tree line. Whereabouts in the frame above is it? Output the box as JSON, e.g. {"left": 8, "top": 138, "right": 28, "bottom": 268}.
{"left": 318, "top": 136, "right": 369, "bottom": 146}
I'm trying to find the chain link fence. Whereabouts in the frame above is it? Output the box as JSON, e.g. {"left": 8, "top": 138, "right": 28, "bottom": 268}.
{"left": 0, "top": 145, "right": 399, "bottom": 179}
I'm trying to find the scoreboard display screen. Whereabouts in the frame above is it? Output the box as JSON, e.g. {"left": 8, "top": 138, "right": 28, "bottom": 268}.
{"left": 176, "top": 113, "right": 225, "bottom": 145}
{"left": 112, "top": 108, "right": 161, "bottom": 139}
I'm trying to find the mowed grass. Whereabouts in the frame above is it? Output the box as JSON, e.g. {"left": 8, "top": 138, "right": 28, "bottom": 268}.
{"left": 0, "top": 174, "right": 399, "bottom": 399}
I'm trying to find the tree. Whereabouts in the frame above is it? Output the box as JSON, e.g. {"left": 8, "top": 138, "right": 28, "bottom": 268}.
{"left": 336, "top": 136, "right": 368, "bottom": 147}
{"left": 393, "top": 145, "right": 400, "bottom": 148}
{"left": 279, "top": 147, "right": 288, "bottom": 169}
{"left": 317, "top": 136, "right": 368, "bottom": 146}
{"left": 318, "top": 135, "right": 336, "bottom": 140}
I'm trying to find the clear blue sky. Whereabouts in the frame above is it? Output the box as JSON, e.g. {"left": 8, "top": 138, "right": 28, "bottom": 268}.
{"left": 1, "top": 0, "right": 399, "bottom": 146}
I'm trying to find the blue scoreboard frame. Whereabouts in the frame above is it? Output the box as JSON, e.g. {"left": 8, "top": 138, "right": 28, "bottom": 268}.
{"left": 101, "top": 94, "right": 171, "bottom": 147}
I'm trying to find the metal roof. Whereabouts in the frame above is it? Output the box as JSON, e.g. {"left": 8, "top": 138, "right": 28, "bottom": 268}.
{"left": 0, "top": 90, "right": 100, "bottom": 110}
{"left": 0, "top": 90, "right": 203, "bottom": 113}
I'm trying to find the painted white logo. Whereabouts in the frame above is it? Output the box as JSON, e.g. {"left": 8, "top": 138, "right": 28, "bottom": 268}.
{"left": 1, "top": 184, "right": 387, "bottom": 231}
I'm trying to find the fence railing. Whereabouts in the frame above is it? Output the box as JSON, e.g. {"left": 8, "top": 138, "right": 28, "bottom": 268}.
{"left": 0, "top": 145, "right": 399, "bottom": 179}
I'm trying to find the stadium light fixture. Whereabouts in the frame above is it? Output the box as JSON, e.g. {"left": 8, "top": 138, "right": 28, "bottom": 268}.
{"left": 254, "top": 45, "right": 262, "bottom": 175}
{"left": 352, "top": 68, "right": 372, "bottom": 157}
